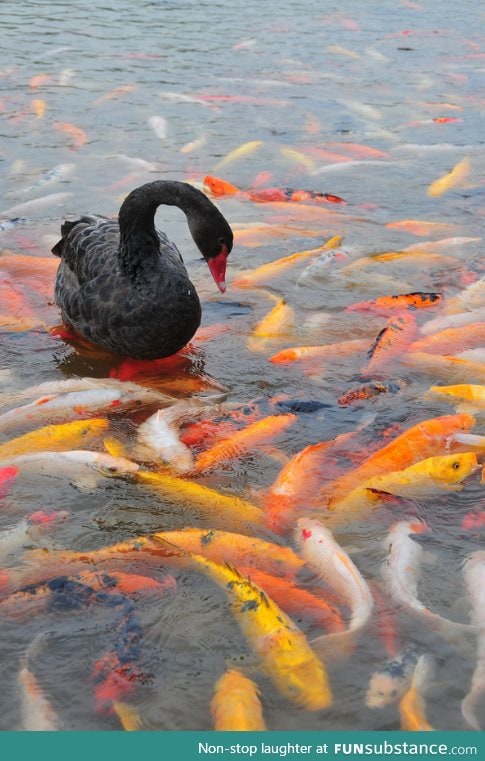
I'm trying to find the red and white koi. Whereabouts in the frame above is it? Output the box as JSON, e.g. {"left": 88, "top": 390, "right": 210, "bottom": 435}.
{"left": 295, "top": 518, "right": 373, "bottom": 658}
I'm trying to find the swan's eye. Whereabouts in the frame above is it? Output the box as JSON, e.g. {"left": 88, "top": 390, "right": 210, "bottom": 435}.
{"left": 217, "top": 236, "right": 226, "bottom": 246}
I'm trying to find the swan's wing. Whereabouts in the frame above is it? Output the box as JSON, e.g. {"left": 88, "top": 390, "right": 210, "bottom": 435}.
{"left": 52, "top": 216, "right": 119, "bottom": 285}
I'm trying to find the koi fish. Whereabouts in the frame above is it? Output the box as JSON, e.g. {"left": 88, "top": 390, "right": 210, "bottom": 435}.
{"left": 399, "top": 655, "right": 435, "bottom": 730}
{"left": 427, "top": 384, "right": 485, "bottom": 408}
{"left": 194, "top": 414, "right": 296, "bottom": 473}
{"left": 403, "top": 353, "right": 485, "bottom": 384}
{"left": 279, "top": 147, "right": 316, "bottom": 173}
{"left": 53, "top": 121, "right": 87, "bottom": 150}
{"left": 385, "top": 220, "right": 460, "bottom": 236}
{"left": 347, "top": 293, "right": 442, "bottom": 314}
{"left": 31, "top": 98, "right": 47, "bottom": 118}
{"left": 338, "top": 380, "right": 405, "bottom": 406}
{"left": 19, "top": 163, "right": 76, "bottom": 195}
{"left": 0, "top": 464, "right": 19, "bottom": 499}
{"left": 319, "top": 412, "right": 475, "bottom": 505}
{"left": 240, "top": 567, "right": 344, "bottom": 634}
{"left": 29, "top": 73, "right": 52, "bottom": 89}
{"left": 295, "top": 518, "right": 374, "bottom": 659}
{"left": 366, "top": 646, "right": 419, "bottom": 708}
{"left": 0, "top": 450, "right": 139, "bottom": 490}
{"left": 176, "top": 547, "right": 332, "bottom": 710}
{"left": 18, "top": 634, "right": 62, "bottom": 730}
{"left": 247, "top": 299, "right": 295, "bottom": 352}
{"left": 269, "top": 338, "right": 369, "bottom": 365}
{"left": 427, "top": 157, "right": 471, "bottom": 197}
{"left": 152, "top": 528, "right": 304, "bottom": 579}
{"left": 136, "top": 471, "right": 264, "bottom": 530}
{"left": 92, "top": 84, "right": 136, "bottom": 107}
{"left": 382, "top": 520, "right": 475, "bottom": 642}
{"left": 443, "top": 277, "right": 484, "bottom": 315}
{"left": 360, "top": 313, "right": 418, "bottom": 376}
{"left": 326, "top": 453, "right": 478, "bottom": 525}
{"left": 461, "top": 551, "right": 485, "bottom": 731}
{"left": 0, "top": 510, "right": 67, "bottom": 565}
{"left": 211, "top": 669, "right": 266, "bottom": 730}
{"left": 112, "top": 702, "right": 143, "bottom": 731}
{"left": 232, "top": 236, "right": 342, "bottom": 288}
{"left": 408, "top": 322, "right": 485, "bottom": 355}
{"left": 0, "top": 192, "right": 73, "bottom": 217}
{"left": 420, "top": 307, "right": 485, "bottom": 337}
{"left": 213, "top": 140, "right": 263, "bottom": 171}
{"left": 0, "top": 385, "right": 167, "bottom": 434}
{"left": 148, "top": 115, "right": 168, "bottom": 140}
{"left": 0, "top": 418, "right": 109, "bottom": 459}
{"left": 204, "top": 175, "right": 242, "bottom": 197}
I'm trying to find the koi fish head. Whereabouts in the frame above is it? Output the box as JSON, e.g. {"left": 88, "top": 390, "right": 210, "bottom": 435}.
{"left": 365, "top": 671, "right": 408, "bottom": 708}
{"left": 429, "top": 452, "right": 478, "bottom": 486}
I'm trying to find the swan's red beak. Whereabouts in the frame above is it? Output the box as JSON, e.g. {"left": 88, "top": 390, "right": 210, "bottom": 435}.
{"left": 207, "top": 247, "right": 228, "bottom": 293}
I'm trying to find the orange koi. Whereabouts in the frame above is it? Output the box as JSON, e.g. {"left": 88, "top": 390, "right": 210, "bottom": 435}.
{"left": 29, "top": 73, "right": 51, "bottom": 89}
{"left": 232, "top": 235, "right": 342, "bottom": 288}
{"left": 408, "top": 323, "right": 485, "bottom": 355}
{"left": 92, "top": 84, "right": 136, "bottom": 107}
{"left": 347, "top": 292, "right": 442, "bottom": 314}
{"left": 326, "top": 142, "right": 390, "bottom": 159}
{"left": 239, "top": 568, "right": 344, "bottom": 634}
{"left": 360, "top": 313, "right": 417, "bottom": 376}
{"left": 203, "top": 175, "right": 242, "bottom": 197}
{"left": 432, "top": 117, "right": 462, "bottom": 124}
{"left": 31, "top": 98, "right": 47, "bottom": 118}
{"left": 194, "top": 414, "right": 296, "bottom": 473}
{"left": 318, "top": 412, "right": 475, "bottom": 504}
{"left": 53, "top": 121, "right": 87, "bottom": 150}
{"left": 385, "top": 220, "right": 460, "bottom": 236}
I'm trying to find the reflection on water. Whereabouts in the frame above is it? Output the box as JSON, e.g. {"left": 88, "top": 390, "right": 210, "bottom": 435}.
{"left": 0, "top": 0, "right": 484, "bottom": 732}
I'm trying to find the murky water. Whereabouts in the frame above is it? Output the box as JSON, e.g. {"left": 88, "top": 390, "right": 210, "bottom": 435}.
{"left": 0, "top": 0, "right": 484, "bottom": 732}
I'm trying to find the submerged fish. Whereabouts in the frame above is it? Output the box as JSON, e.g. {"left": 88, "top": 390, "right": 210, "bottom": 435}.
{"left": 427, "top": 157, "right": 470, "bottom": 197}
{"left": 360, "top": 313, "right": 417, "bottom": 376}
{"left": 0, "top": 419, "right": 109, "bottom": 459}
{"left": 18, "top": 637, "right": 62, "bottom": 731}
{"left": 211, "top": 669, "right": 266, "bottom": 731}
{"left": 461, "top": 551, "right": 485, "bottom": 731}
{"left": 399, "top": 655, "right": 435, "bottom": 731}
{"left": 382, "top": 520, "right": 475, "bottom": 643}
{"left": 366, "top": 646, "right": 419, "bottom": 708}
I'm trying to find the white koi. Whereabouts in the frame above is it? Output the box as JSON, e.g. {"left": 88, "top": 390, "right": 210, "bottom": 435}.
{"left": 1, "top": 193, "right": 73, "bottom": 217}
{"left": 18, "top": 633, "right": 62, "bottom": 731}
{"left": 382, "top": 520, "right": 475, "bottom": 644}
{"left": 461, "top": 551, "right": 485, "bottom": 731}
{"left": 148, "top": 115, "right": 168, "bottom": 140}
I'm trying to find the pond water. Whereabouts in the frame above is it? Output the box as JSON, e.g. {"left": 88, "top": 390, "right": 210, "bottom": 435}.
{"left": 0, "top": 0, "right": 484, "bottom": 732}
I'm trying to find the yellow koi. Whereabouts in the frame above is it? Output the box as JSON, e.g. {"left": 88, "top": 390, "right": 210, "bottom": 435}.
{"left": 0, "top": 418, "right": 109, "bottom": 459}
{"left": 279, "top": 147, "right": 316, "bottom": 173}
{"left": 399, "top": 656, "right": 435, "bottom": 731}
{"left": 428, "top": 384, "right": 485, "bottom": 408}
{"left": 427, "top": 157, "right": 470, "bottom": 197}
{"left": 211, "top": 669, "right": 266, "bottom": 730}
{"left": 112, "top": 702, "right": 143, "bottom": 731}
{"left": 213, "top": 140, "right": 263, "bottom": 171}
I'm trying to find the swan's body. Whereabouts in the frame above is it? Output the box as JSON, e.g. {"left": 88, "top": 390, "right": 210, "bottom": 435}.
{"left": 52, "top": 181, "right": 233, "bottom": 359}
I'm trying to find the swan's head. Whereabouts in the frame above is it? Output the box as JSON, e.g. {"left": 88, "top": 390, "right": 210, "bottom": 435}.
{"left": 190, "top": 210, "right": 233, "bottom": 294}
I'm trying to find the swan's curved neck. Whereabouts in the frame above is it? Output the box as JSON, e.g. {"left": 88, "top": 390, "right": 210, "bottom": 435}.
{"left": 117, "top": 181, "right": 207, "bottom": 277}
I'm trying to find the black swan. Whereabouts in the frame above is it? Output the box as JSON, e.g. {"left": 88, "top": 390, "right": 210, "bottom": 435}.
{"left": 52, "top": 180, "right": 233, "bottom": 359}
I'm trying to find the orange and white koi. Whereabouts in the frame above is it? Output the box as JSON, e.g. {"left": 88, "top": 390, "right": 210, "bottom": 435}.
{"left": 194, "top": 414, "right": 296, "bottom": 473}
{"left": 295, "top": 518, "right": 373, "bottom": 658}
{"left": 360, "top": 313, "right": 417, "bottom": 376}
{"left": 269, "top": 338, "right": 369, "bottom": 365}
{"left": 461, "top": 551, "right": 485, "bottom": 731}
{"left": 408, "top": 322, "right": 485, "bottom": 355}
{"left": 382, "top": 520, "right": 475, "bottom": 641}
{"left": 211, "top": 669, "right": 266, "bottom": 730}
{"left": 419, "top": 307, "right": 485, "bottom": 337}
{"left": 399, "top": 655, "right": 435, "bottom": 730}
{"left": 427, "top": 157, "right": 470, "bottom": 197}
